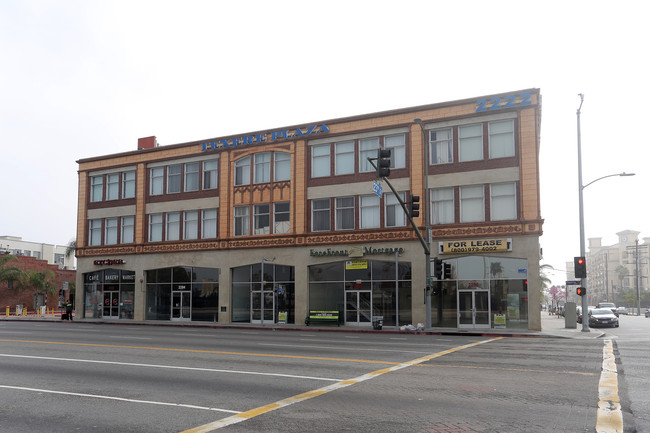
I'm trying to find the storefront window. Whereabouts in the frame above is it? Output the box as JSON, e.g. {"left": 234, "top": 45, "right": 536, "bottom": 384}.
{"left": 82, "top": 269, "right": 136, "bottom": 320}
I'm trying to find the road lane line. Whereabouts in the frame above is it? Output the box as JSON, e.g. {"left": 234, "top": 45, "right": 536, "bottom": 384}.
{"left": 180, "top": 337, "right": 503, "bottom": 432}
{"left": 596, "top": 339, "right": 623, "bottom": 432}
{"left": 0, "top": 385, "right": 241, "bottom": 414}
{"left": 0, "top": 339, "right": 401, "bottom": 366}
{"left": 0, "top": 354, "right": 341, "bottom": 382}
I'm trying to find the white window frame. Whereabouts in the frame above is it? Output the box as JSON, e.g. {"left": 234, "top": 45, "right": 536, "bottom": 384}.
{"left": 184, "top": 210, "right": 199, "bottom": 240}
{"left": 166, "top": 212, "right": 180, "bottom": 241}
{"left": 431, "top": 187, "right": 454, "bottom": 225}
{"left": 203, "top": 160, "right": 218, "bottom": 190}
{"left": 90, "top": 176, "right": 103, "bottom": 202}
{"left": 335, "top": 196, "right": 355, "bottom": 230}
{"left": 429, "top": 128, "right": 453, "bottom": 165}
{"left": 335, "top": 140, "right": 355, "bottom": 175}
{"left": 384, "top": 134, "right": 406, "bottom": 169}
{"left": 385, "top": 192, "right": 406, "bottom": 227}
{"left": 311, "top": 199, "right": 330, "bottom": 232}
{"left": 149, "top": 213, "right": 163, "bottom": 242}
{"left": 488, "top": 120, "right": 515, "bottom": 159}
{"left": 359, "top": 137, "right": 380, "bottom": 173}
{"left": 201, "top": 209, "right": 217, "bottom": 239}
{"left": 89, "top": 219, "right": 102, "bottom": 246}
{"left": 459, "top": 124, "right": 483, "bottom": 162}
{"left": 184, "top": 162, "right": 199, "bottom": 192}
{"left": 104, "top": 217, "right": 118, "bottom": 245}
{"left": 360, "top": 195, "right": 380, "bottom": 229}
{"left": 490, "top": 182, "right": 517, "bottom": 221}
{"left": 122, "top": 171, "right": 136, "bottom": 199}
{"left": 106, "top": 174, "right": 119, "bottom": 201}
{"left": 235, "top": 156, "right": 251, "bottom": 186}
{"left": 460, "top": 185, "right": 485, "bottom": 223}
{"left": 121, "top": 216, "right": 134, "bottom": 244}
{"left": 254, "top": 152, "right": 271, "bottom": 184}
{"left": 274, "top": 152, "right": 290, "bottom": 181}
{"left": 167, "top": 164, "right": 182, "bottom": 194}
{"left": 234, "top": 206, "right": 250, "bottom": 236}
{"left": 311, "top": 144, "right": 330, "bottom": 178}
{"left": 150, "top": 167, "right": 164, "bottom": 196}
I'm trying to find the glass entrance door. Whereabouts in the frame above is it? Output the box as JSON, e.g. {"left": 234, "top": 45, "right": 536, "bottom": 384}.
{"left": 171, "top": 291, "right": 191, "bottom": 321}
{"left": 251, "top": 290, "right": 275, "bottom": 324}
{"left": 345, "top": 290, "right": 372, "bottom": 326}
{"left": 103, "top": 291, "right": 119, "bottom": 319}
{"left": 458, "top": 290, "right": 490, "bottom": 328}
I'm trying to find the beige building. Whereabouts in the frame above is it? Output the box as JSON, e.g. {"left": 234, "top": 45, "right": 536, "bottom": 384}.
{"left": 75, "top": 89, "right": 543, "bottom": 330}
{"left": 0, "top": 235, "right": 74, "bottom": 270}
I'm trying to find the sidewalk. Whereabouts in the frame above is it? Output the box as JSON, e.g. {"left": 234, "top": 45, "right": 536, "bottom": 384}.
{"left": 1, "top": 312, "right": 606, "bottom": 339}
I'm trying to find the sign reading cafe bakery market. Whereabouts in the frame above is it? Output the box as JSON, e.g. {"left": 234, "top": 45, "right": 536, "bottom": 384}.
{"left": 439, "top": 238, "right": 512, "bottom": 254}
{"left": 201, "top": 124, "right": 330, "bottom": 151}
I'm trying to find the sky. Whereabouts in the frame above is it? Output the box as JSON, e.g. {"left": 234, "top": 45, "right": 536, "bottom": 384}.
{"left": 1, "top": 0, "right": 647, "bottom": 286}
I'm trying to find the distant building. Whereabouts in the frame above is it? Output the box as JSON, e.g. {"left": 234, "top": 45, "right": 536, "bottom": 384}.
{"left": 0, "top": 236, "right": 75, "bottom": 270}
{"left": 0, "top": 254, "right": 76, "bottom": 313}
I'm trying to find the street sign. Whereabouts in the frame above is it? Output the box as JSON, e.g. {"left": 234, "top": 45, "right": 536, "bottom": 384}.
{"left": 372, "top": 180, "right": 383, "bottom": 198}
{"left": 566, "top": 280, "right": 580, "bottom": 285}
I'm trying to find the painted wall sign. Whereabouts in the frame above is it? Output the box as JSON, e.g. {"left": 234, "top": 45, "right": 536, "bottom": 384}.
{"left": 93, "top": 259, "right": 126, "bottom": 266}
{"left": 309, "top": 246, "right": 405, "bottom": 257}
{"left": 201, "top": 124, "right": 330, "bottom": 151}
{"left": 475, "top": 92, "right": 531, "bottom": 112}
{"left": 439, "top": 238, "right": 511, "bottom": 254}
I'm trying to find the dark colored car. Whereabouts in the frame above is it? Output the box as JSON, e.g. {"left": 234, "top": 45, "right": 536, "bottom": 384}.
{"left": 589, "top": 308, "right": 619, "bottom": 328}
{"left": 597, "top": 302, "right": 618, "bottom": 317}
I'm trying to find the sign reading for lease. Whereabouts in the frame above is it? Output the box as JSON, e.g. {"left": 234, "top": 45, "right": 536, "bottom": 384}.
{"left": 439, "top": 238, "right": 511, "bottom": 254}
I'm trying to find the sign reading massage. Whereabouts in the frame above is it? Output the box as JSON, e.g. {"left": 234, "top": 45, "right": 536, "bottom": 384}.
{"left": 201, "top": 124, "right": 330, "bottom": 151}
{"left": 439, "top": 238, "right": 511, "bottom": 254}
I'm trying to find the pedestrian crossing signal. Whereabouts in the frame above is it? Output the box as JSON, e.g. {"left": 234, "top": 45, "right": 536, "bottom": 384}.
{"left": 576, "top": 287, "right": 586, "bottom": 296}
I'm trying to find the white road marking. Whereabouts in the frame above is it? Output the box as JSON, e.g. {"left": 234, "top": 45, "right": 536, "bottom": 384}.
{"left": 257, "top": 342, "right": 430, "bottom": 355}
{"left": 0, "top": 385, "right": 241, "bottom": 414}
{"left": 0, "top": 353, "right": 341, "bottom": 382}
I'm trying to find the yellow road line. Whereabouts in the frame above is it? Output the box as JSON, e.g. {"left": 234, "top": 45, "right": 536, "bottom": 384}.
{"left": 0, "top": 339, "right": 399, "bottom": 365}
{"left": 180, "top": 337, "right": 503, "bottom": 433}
{"left": 596, "top": 339, "right": 623, "bottom": 432}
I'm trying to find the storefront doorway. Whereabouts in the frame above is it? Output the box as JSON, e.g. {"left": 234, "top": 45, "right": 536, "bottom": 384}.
{"left": 251, "top": 289, "right": 274, "bottom": 323}
{"left": 171, "top": 290, "right": 191, "bottom": 321}
{"left": 345, "top": 290, "right": 372, "bottom": 326}
{"left": 103, "top": 291, "right": 120, "bottom": 319}
{"left": 458, "top": 289, "right": 490, "bottom": 329}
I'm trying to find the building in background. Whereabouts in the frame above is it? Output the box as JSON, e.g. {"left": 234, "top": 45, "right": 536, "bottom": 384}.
{"left": 0, "top": 236, "right": 75, "bottom": 270}
{"left": 75, "top": 89, "right": 543, "bottom": 330}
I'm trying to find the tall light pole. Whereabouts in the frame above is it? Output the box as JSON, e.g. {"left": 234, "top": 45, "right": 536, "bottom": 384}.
{"left": 577, "top": 94, "right": 635, "bottom": 330}
{"left": 414, "top": 118, "right": 432, "bottom": 329}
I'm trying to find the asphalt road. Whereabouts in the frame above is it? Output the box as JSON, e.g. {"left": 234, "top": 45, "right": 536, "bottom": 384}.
{"left": 0, "top": 319, "right": 641, "bottom": 432}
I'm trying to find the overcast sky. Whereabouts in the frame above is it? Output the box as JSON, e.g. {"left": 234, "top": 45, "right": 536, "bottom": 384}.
{"left": 1, "top": 0, "right": 647, "bottom": 286}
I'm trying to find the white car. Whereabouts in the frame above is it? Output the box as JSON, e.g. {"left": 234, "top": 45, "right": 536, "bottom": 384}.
{"left": 615, "top": 307, "right": 628, "bottom": 315}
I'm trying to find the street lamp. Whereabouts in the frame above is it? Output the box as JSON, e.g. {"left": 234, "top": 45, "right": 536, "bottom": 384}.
{"left": 576, "top": 93, "right": 635, "bottom": 331}
{"left": 414, "top": 118, "right": 432, "bottom": 329}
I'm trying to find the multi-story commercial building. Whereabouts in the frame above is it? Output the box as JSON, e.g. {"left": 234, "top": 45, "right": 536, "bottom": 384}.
{"left": 75, "top": 89, "right": 543, "bottom": 330}
{"left": 0, "top": 235, "right": 74, "bottom": 269}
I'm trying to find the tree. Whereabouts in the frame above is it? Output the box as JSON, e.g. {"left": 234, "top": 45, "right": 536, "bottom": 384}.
{"left": 17, "top": 269, "right": 57, "bottom": 295}
{"left": 615, "top": 265, "right": 629, "bottom": 289}
{"left": 65, "top": 239, "right": 76, "bottom": 261}
{"left": 0, "top": 254, "right": 23, "bottom": 289}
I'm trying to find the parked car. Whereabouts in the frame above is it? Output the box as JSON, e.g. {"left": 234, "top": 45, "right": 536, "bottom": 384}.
{"left": 597, "top": 302, "right": 618, "bottom": 317}
{"left": 615, "top": 306, "right": 628, "bottom": 315}
{"left": 589, "top": 308, "right": 619, "bottom": 328}
{"left": 577, "top": 306, "right": 595, "bottom": 323}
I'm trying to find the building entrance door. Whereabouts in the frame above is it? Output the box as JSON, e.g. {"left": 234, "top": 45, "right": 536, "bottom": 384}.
{"left": 458, "top": 290, "right": 490, "bottom": 329}
{"left": 251, "top": 290, "right": 275, "bottom": 323}
{"left": 171, "top": 291, "right": 191, "bottom": 321}
{"left": 103, "top": 291, "right": 119, "bottom": 319}
{"left": 345, "top": 290, "right": 372, "bottom": 326}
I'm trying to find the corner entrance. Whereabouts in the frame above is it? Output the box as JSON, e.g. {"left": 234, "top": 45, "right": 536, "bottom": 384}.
{"left": 458, "top": 289, "right": 490, "bottom": 329}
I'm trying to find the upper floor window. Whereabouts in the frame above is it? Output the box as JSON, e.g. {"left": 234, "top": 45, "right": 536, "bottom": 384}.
{"left": 431, "top": 187, "right": 454, "bottom": 224}
{"left": 121, "top": 216, "right": 134, "bottom": 243}
{"left": 429, "top": 129, "right": 453, "bottom": 164}
{"left": 488, "top": 120, "right": 515, "bottom": 159}
{"left": 335, "top": 197, "right": 355, "bottom": 230}
{"left": 184, "top": 162, "right": 199, "bottom": 192}
{"left": 234, "top": 206, "right": 250, "bottom": 236}
{"left": 490, "top": 182, "right": 516, "bottom": 220}
{"left": 359, "top": 138, "right": 380, "bottom": 173}
{"left": 149, "top": 213, "right": 163, "bottom": 242}
{"left": 167, "top": 165, "right": 182, "bottom": 194}
{"left": 274, "top": 202, "right": 290, "bottom": 233}
{"left": 166, "top": 212, "right": 181, "bottom": 241}
{"left": 184, "top": 210, "right": 199, "bottom": 240}
{"left": 90, "top": 176, "right": 103, "bottom": 202}
{"left": 385, "top": 192, "right": 406, "bottom": 227}
{"left": 105, "top": 217, "right": 118, "bottom": 245}
{"left": 122, "top": 171, "right": 136, "bottom": 199}
{"left": 254, "top": 204, "right": 270, "bottom": 235}
{"left": 89, "top": 219, "right": 102, "bottom": 246}
{"left": 201, "top": 209, "right": 218, "bottom": 239}
{"left": 335, "top": 141, "right": 355, "bottom": 175}
{"left": 106, "top": 174, "right": 120, "bottom": 201}
{"left": 254, "top": 153, "right": 271, "bottom": 184}
{"left": 460, "top": 185, "right": 485, "bottom": 222}
{"left": 312, "top": 198, "right": 331, "bottom": 231}
{"left": 384, "top": 134, "right": 406, "bottom": 169}
{"left": 274, "top": 152, "right": 291, "bottom": 181}
{"left": 203, "top": 160, "right": 218, "bottom": 190}
{"left": 150, "top": 167, "right": 164, "bottom": 195}
{"left": 360, "top": 195, "right": 380, "bottom": 229}
{"left": 235, "top": 156, "right": 251, "bottom": 186}
{"left": 312, "top": 144, "right": 330, "bottom": 178}
{"left": 459, "top": 124, "right": 483, "bottom": 162}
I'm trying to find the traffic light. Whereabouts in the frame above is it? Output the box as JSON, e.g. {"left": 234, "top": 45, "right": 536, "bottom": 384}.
{"left": 576, "top": 287, "right": 587, "bottom": 296}
{"left": 409, "top": 195, "right": 420, "bottom": 218}
{"left": 574, "top": 256, "right": 587, "bottom": 278}
{"left": 432, "top": 285, "right": 440, "bottom": 296}
{"left": 376, "top": 149, "right": 391, "bottom": 178}
{"left": 443, "top": 263, "right": 452, "bottom": 280}
{"left": 433, "top": 258, "right": 443, "bottom": 279}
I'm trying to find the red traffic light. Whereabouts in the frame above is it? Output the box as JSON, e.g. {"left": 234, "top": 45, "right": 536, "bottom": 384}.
{"left": 576, "top": 287, "right": 587, "bottom": 296}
